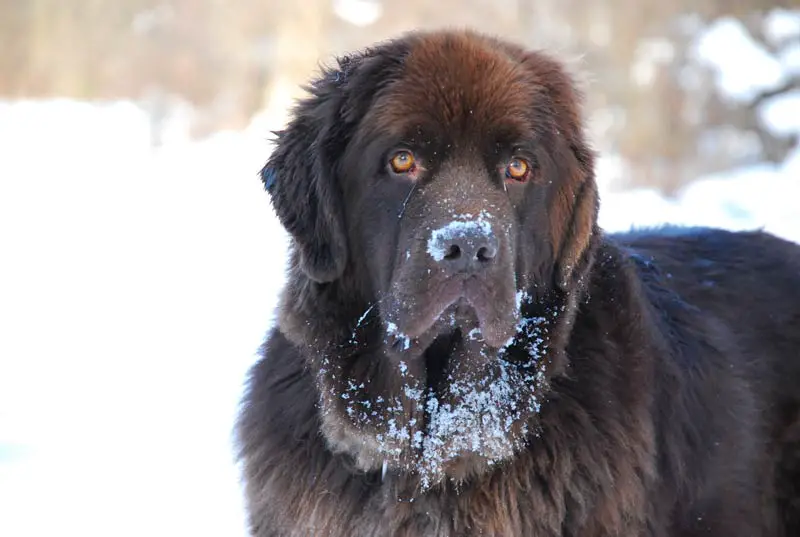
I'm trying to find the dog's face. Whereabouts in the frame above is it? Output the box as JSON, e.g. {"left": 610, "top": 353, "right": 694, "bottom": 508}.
{"left": 266, "top": 31, "right": 598, "bottom": 489}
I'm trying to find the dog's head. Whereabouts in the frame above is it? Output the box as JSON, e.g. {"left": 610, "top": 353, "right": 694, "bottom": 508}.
{"left": 265, "top": 30, "right": 599, "bottom": 489}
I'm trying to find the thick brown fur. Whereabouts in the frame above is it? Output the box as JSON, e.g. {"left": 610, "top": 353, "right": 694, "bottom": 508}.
{"left": 236, "top": 29, "right": 800, "bottom": 536}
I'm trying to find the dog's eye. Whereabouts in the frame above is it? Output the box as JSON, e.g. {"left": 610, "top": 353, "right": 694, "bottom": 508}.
{"left": 505, "top": 158, "right": 530, "bottom": 182}
{"left": 389, "top": 151, "right": 416, "bottom": 174}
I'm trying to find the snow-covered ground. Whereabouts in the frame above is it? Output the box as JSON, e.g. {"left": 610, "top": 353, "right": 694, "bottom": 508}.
{"left": 0, "top": 13, "right": 798, "bottom": 536}
{"left": 0, "top": 101, "right": 286, "bottom": 537}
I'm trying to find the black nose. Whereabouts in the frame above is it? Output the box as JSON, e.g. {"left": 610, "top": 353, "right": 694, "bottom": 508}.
{"left": 429, "top": 224, "right": 498, "bottom": 274}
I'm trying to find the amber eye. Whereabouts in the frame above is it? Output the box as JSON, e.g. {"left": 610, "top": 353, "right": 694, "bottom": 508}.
{"left": 505, "top": 158, "right": 530, "bottom": 182}
{"left": 390, "top": 151, "right": 416, "bottom": 174}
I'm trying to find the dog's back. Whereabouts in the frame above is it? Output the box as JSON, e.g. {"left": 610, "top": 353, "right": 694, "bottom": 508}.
{"left": 614, "top": 226, "right": 800, "bottom": 534}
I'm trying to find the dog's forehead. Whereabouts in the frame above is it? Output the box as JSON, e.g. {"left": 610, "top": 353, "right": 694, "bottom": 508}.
{"left": 369, "top": 33, "right": 537, "bottom": 143}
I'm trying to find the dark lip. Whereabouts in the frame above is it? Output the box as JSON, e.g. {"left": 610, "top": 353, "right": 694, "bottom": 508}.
{"left": 386, "top": 276, "right": 517, "bottom": 354}
{"left": 393, "top": 278, "right": 464, "bottom": 340}
{"left": 462, "top": 277, "right": 517, "bottom": 347}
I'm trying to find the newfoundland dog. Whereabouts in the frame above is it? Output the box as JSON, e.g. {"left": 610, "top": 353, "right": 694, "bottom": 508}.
{"left": 236, "top": 29, "right": 800, "bottom": 536}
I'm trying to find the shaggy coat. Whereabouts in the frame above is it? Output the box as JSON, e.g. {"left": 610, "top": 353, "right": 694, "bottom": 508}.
{"left": 236, "top": 30, "right": 800, "bottom": 536}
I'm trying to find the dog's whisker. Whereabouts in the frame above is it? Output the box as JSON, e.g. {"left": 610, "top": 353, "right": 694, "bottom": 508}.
{"left": 348, "top": 295, "right": 397, "bottom": 346}
{"left": 355, "top": 303, "right": 377, "bottom": 328}
{"left": 398, "top": 183, "right": 417, "bottom": 220}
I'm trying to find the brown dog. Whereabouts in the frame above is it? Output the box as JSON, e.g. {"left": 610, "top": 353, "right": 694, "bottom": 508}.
{"left": 236, "top": 29, "right": 800, "bottom": 536}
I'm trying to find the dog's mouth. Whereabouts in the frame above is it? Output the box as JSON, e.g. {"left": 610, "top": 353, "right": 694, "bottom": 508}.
{"left": 384, "top": 277, "right": 518, "bottom": 356}
{"left": 422, "top": 325, "right": 461, "bottom": 398}
{"left": 381, "top": 298, "right": 539, "bottom": 487}
{"left": 385, "top": 298, "right": 474, "bottom": 403}
{"left": 321, "top": 282, "right": 544, "bottom": 487}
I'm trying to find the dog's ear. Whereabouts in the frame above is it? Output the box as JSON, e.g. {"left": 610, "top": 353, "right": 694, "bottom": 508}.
{"left": 522, "top": 51, "right": 599, "bottom": 291}
{"left": 262, "top": 70, "right": 351, "bottom": 282}
{"left": 263, "top": 47, "right": 409, "bottom": 283}
{"left": 550, "top": 138, "right": 599, "bottom": 292}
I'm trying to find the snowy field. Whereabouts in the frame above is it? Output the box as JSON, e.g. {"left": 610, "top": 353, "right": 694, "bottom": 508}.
{"left": 0, "top": 14, "right": 798, "bottom": 537}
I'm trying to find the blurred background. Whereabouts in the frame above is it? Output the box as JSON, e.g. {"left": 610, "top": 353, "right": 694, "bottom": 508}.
{"left": 0, "top": 1, "right": 797, "bottom": 536}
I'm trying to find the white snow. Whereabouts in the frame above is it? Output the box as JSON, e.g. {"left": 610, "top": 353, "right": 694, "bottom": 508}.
{"left": 598, "top": 152, "right": 800, "bottom": 245}
{"left": 764, "top": 8, "right": 800, "bottom": 45}
{"left": 0, "top": 15, "right": 798, "bottom": 534}
{"left": 427, "top": 211, "right": 494, "bottom": 261}
{"left": 0, "top": 99, "right": 288, "bottom": 537}
{"left": 693, "top": 17, "right": 788, "bottom": 102}
{"left": 759, "top": 89, "right": 800, "bottom": 136}
{"left": 781, "top": 42, "right": 800, "bottom": 75}
{"left": 333, "top": 0, "right": 382, "bottom": 27}
{"left": 385, "top": 320, "right": 411, "bottom": 350}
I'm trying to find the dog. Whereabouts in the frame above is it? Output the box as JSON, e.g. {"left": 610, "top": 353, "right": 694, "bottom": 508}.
{"left": 236, "top": 29, "right": 800, "bottom": 536}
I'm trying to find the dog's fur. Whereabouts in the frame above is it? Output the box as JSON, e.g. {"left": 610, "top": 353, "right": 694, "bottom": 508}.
{"left": 236, "top": 30, "right": 800, "bottom": 536}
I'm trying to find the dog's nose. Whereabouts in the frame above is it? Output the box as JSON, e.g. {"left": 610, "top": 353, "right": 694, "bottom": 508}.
{"left": 429, "top": 224, "right": 498, "bottom": 274}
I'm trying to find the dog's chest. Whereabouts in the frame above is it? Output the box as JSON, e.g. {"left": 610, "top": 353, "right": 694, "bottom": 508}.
{"left": 286, "top": 481, "right": 541, "bottom": 537}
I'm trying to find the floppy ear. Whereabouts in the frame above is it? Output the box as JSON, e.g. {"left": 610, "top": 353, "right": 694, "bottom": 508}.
{"left": 263, "top": 46, "right": 409, "bottom": 283}
{"left": 522, "top": 51, "right": 600, "bottom": 291}
{"left": 551, "top": 139, "right": 599, "bottom": 292}
{"left": 262, "top": 72, "right": 351, "bottom": 282}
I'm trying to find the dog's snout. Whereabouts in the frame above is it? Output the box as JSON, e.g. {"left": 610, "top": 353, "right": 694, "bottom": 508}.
{"left": 431, "top": 225, "right": 498, "bottom": 274}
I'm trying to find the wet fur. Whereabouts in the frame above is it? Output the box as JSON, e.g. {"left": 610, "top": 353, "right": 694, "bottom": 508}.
{"left": 236, "top": 30, "right": 800, "bottom": 536}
